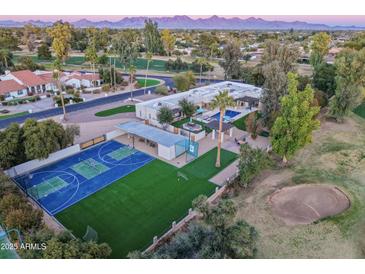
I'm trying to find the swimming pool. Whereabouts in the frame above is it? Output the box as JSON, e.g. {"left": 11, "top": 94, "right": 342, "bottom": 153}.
{"left": 211, "top": 110, "right": 241, "bottom": 122}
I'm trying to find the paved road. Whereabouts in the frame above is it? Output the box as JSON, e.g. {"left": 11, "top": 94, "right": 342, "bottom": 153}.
{"left": 0, "top": 75, "right": 223, "bottom": 129}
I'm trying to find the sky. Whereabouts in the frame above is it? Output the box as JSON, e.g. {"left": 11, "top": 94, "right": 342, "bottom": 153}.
{"left": 0, "top": 15, "right": 364, "bottom": 27}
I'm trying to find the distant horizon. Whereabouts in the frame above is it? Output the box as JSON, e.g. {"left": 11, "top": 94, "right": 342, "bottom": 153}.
{"left": 0, "top": 15, "right": 365, "bottom": 27}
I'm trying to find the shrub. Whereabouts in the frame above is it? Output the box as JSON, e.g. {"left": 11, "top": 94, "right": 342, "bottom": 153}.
{"left": 155, "top": 85, "right": 169, "bottom": 95}
{"left": 238, "top": 144, "right": 272, "bottom": 188}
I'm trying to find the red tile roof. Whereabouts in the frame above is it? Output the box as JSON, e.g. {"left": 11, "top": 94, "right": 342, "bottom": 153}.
{"left": 11, "top": 70, "right": 50, "bottom": 86}
{"left": 0, "top": 80, "right": 26, "bottom": 95}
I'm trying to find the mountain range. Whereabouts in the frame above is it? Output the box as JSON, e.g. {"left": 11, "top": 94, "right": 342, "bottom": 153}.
{"left": 0, "top": 16, "right": 364, "bottom": 30}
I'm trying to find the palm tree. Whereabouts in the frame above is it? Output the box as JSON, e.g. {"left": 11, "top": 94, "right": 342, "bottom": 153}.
{"left": 210, "top": 90, "right": 235, "bottom": 167}
{"left": 53, "top": 60, "right": 67, "bottom": 121}
{"left": 128, "top": 64, "right": 137, "bottom": 100}
{"left": 144, "top": 52, "right": 153, "bottom": 95}
{"left": 196, "top": 57, "right": 206, "bottom": 85}
{"left": 0, "top": 49, "right": 12, "bottom": 70}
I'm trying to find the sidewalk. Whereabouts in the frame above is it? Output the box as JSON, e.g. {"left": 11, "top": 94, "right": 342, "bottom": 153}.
{"left": 209, "top": 159, "right": 239, "bottom": 186}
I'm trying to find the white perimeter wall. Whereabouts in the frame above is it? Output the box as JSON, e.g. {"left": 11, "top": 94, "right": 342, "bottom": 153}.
{"left": 5, "top": 144, "right": 81, "bottom": 177}
{"left": 157, "top": 144, "right": 175, "bottom": 160}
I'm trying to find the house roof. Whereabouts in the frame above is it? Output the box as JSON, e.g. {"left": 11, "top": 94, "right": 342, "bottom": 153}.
{"left": 67, "top": 73, "right": 100, "bottom": 81}
{"left": 116, "top": 121, "right": 188, "bottom": 147}
{"left": 0, "top": 80, "right": 26, "bottom": 95}
{"left": 206, "top": 120, "right": 233, "bottom": 131}
{"left": 11, "top": 70, "right": 49, "bottom": 86}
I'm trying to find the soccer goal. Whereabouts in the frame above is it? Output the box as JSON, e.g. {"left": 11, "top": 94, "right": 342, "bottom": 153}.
{"left": 83, "top": 225, "right": 98, "bottom": 242}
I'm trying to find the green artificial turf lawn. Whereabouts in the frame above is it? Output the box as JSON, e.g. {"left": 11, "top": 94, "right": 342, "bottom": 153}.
{"left": 95, "top": 105, "right": 136, "bottom": 117}
{"left": 136, "top": 78, "right": 160, "bottom": 87}
{"left": 56, "top": 147, "right": 237, "bottom": 258}
{"left": 0, "top": 111, "right": 28, "bottom": 120}
{"left": 353, "top": 102, "right": 365, "bottom": 119}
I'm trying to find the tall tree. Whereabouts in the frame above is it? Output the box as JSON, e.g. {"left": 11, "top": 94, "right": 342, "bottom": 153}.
{"left": 143, "top": 19, "right": 163, "bottom": 54}
{"left": 112, "top": 30, "right": 140, "bottom": 71}
{"left": 260, "top": 41, "right": 300, "bottom": 127}
{"left": 178, "top": 98, "right": 195, "bottom": 118}
{"left": 85, "top": 42, "right": 98, "bottom": 81}
{"left": 210, "top": 91, "right": 235, "bottom": 167}
{"left": 37, "top": 42, "right": 52, "bottom": 60}
{"left": 47, "top": 21, "right": 73, "bottom": 63}
{"left": 312, "top": 63, "right": 336, "bottom": 97}
{"left": 23, "top": 24, "right": 37, "bottom": 52}
{"left": 329, "top": 48, "right": 365, "bottom": 121}
{"left": 271, "top": 73, "right": 320, "bottom": 163}
{"left": 157, "top": 106, "right": 174, "bottom": 128}
{"left": 261, "top": 61, "right": 288, "bottom": 127}
{"left": 143, "top": 52, "right": 153, "bottom": 95}
{"left": 0, "top": 29, "right": 20, "bottom": 50}
{"left": 0, "top": 49, "right": 13, "bottom": 74}
{"left": 0, "top": 123, "right": 25, "bottom": 169}
{"left": 310, "top": 32, "right": 331, "bottom": 67}
{"left": 219, "top": 39, "right": 242, "bottom": 80}
{"left": 161, "top": 29, "right": 176, "bottom": 56}
{"left": 261, "top": 40, "right": 300, "bottom": 74}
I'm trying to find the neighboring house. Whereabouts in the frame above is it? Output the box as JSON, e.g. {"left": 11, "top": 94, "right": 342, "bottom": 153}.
{"left": 0, "top": 79, "right": 28, "bottom": 101}
{"left": 0, "top": 70, "right": 56, "bottom": 97}
{"left": 62, "top": 72, "right": 101, "bottom": 89}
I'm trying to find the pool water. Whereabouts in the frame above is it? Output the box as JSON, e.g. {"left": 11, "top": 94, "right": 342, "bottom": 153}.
{"left": 211, "top": 110, "right": 241, "bottom": 121}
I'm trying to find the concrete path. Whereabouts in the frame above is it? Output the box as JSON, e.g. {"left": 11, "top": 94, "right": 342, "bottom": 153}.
{"left": 209, "top": 159, "right": 239, "bottom": 186}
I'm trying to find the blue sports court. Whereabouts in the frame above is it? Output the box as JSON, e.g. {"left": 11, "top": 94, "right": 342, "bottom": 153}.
{"left": 14, "top": 140, "right": 154, "bottom": 215}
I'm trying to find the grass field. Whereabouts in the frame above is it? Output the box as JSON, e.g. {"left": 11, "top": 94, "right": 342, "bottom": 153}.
{"left": 136, "top": 78, "right": 160, "bottom": 88}
{"left": 95, "top": 104, "right": 136, "bottom": 117}
{"left": 56, "top": 148, "right": 237, "bottom": 258}
{"left": 13, "top": 55, "right": 169, "bottom": 71}
{"left": 0, "top": 111, "right": 28, "bottom": 120}
{"left": 353, "top": 102, "right": 365, "bottom": 119}
{"left": 233, "top": 115, "right": 365, "bottom": 258}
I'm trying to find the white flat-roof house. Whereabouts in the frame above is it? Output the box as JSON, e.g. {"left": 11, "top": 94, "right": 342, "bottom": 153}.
{"left": 135, "top": 81, "right": 263, "bottom": 127}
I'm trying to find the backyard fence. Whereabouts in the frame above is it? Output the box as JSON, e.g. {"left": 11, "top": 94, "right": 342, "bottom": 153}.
{"left": 144, "top": 184, "right": 228, "bottom": 253}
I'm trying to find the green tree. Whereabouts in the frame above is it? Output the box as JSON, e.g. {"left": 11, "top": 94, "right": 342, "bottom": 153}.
{"left": 157, "top": 106, "right": 174, "bottom": 128}
{"left": 238, "top": 144, "right": 271, "bottom": 188}
{"left": 161, "top": 29, "right": 176, "bottom": 56}
{"left": 261, "top": 61, "right": 288, "bottom": 127}
{"left": 261, "top": 40, "right": 300, "bottom": 74}
{"left": 310, "top": 32, "right": 331, "bottom": 67}
{"left": 0, "top": 29, "right": 20, "bottom": 50}
{"left": 219, "top": 39, "right": 242, "bottom": 80}
{"left": 47, "top": 21, "right": 73, "bottom": 63}
{"left": 143, "top": 19, "right": 163, "bottom": 54}
{"left": 0, "top": 48, "right": 13, "bottom": 74}
{"left": 271, "top": 73, "right": 320, "bottom": 163}
{"left": 15, "top": 56, "right": 43, "bottom": 71}
{"left": 210, "top": 91, "right": 235, "bottom": 167}
{"left": 0, "top": 123, "right": 25, "bottom": 169}
{"left": 112, "top": 30, "right": 140, "bottom": 71}
{"left": 178, "top": 98, "right": 195, "bottom": 118}
{"left": 312, "top": 63, "right": 336, "bottom": 97}
{"left": 329, "top": 48, "right": 365, "bottom": 121}
{"left": 37, "top": 42, "right": 52, "bottom": 60}
{"left": 85, "top": 42, "right": 98, "bottom": 80}
{"left": 173, "top": 72, "right": 195, "bottom": 92}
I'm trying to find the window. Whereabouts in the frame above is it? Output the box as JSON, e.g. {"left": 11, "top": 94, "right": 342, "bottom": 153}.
{"left": 17, "top": 90, "right": 24, "bottom": 95}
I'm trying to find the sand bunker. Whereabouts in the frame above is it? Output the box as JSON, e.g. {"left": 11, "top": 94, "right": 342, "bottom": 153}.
{"left": 269, "top": 184, "right": 350, "bottom": 225}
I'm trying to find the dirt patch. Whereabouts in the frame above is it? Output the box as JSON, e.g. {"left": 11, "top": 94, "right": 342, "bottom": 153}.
{"left": 269, "top": 184, "right": 350, "bottom": 225}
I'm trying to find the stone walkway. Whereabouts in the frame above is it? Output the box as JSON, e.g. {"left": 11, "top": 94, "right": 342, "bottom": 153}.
{"left": 209, "top": 159, "right": 239, "bottom": 186}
